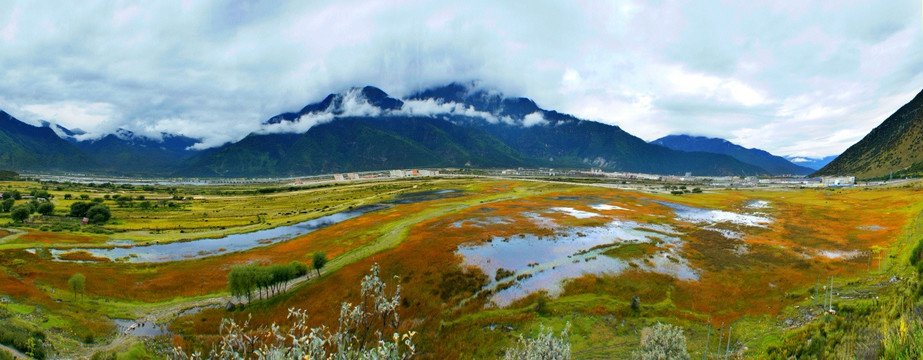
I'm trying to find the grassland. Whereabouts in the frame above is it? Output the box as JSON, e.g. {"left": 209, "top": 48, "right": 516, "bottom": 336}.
{"left": 0, "top": 177, "right": 921, "bottom": 358}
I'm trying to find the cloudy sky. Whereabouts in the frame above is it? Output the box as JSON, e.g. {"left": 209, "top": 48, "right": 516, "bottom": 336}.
{"left": 1, "top": 1, "right": 921, "bottom": 156}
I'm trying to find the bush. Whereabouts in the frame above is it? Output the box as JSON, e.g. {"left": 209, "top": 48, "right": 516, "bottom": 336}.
{"left": 631, "top": 322, "right": 689, "bottom": 360}
{"left": 178, "top": 264, "right": 415, "bottom": 359}
{"left": 503, "top": 325, "right": 571, "bottom": 360}
{"left": 0, "top": 319, "right": 47, "bottom": 359}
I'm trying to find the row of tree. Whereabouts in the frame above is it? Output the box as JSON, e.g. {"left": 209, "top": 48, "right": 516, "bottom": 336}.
{"left": 7, "top": 200, "right": 54, "bottom": 222}
{"left": 228, "top": 261, "right": 309, "bottom": 304}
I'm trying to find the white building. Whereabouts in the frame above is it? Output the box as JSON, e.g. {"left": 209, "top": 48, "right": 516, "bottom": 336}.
{"left": 822, "top": 176, "right": 855, "bottom": 186}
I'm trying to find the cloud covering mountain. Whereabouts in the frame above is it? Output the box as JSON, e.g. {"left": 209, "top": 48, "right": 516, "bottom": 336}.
{"left": 1, "top": 1, "right": 921, "bottom": 155}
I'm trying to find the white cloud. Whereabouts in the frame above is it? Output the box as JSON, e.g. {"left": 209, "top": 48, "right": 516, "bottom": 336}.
{"left": 521, "top": 112, "right": 548, "bottom": 127}
{"left": 21, "top": 102, "right": 119, "bottom": 138}
{"left": 0, "top": 0, "right": 919, "bottom": 158}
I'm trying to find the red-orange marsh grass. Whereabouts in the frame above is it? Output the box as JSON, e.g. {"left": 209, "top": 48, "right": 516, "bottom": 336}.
{"left": 13, "top": 231, "right": 107, "bottom": 245}
{"left": 177, "top": 190, "right": 669, "bottom": 357}
{"left": 57, "top": 250, "right": 111, "bottom": 262}
{"left": 0, "top": 195, "right": 490, "bottom": 302}
{"left": 168, "top": 187, "right": 922, "bottom": 356}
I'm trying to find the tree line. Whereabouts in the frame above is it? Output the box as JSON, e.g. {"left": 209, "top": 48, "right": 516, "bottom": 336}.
{"left": 228, "top": 262, "right": 309, "bottom": 304}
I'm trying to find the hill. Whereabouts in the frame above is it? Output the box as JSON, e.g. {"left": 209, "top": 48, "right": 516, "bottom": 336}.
{"left": 0, "top": 110, "right": 96, "bottom": 172}
{"left": 815, "top": 89, "right": 923, "bottom": 179}
{"left": 74, "top": 129, "right": 200, "bottom": 176}
{"left": 651, "top": 135, "right": 813, "bottom": 175}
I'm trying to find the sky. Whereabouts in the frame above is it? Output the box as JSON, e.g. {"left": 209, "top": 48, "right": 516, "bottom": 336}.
{"left": 1, "top": 0, "right": 922, "bottom": 157}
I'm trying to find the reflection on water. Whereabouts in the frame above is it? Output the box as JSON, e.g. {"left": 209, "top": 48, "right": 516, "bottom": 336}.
{"left": 51, "top": 204, "right": 388, "bottom": 263}
{"left": 656, "top": 201, "right": 772, "bottom": 227}
{"left": 457, "top": 220, "right": 697, "bottom": 307}
{"left": 45, "top": 189, "right": 467, "bottom": 263}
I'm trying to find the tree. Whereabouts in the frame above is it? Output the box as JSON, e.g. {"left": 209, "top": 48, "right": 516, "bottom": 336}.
{"left": 68, "top": 273, "right": 86, "bottom": 303}
{"left": 70, "top": 201, "right": 91, "bottom": 217}
{"left": 37, "top": 202, "right": 54, "bottom": 216}
{"left": 10, "top": 205, "right": 30, "bottom": 223}
{"left": 138, "top": 200, "right": 152, "bottom": 210}
{"left": 0, "top": 199, "right": 13, "bottom": 212}
{"left": 26, "top": 200, "right": 40, "bottom": 213}
{"left": 63, "top": 194, "right": 72, "bottom": 200}
{"left": 86, "top": 204, "right": 111, "bottom": 224}
{"left": 504, "top": 325, "right": 571, "bottom": 360}
{"left": 79, "top": 194, "right": 90, "bottom": 200}
{"left": 631, "top": 322, "right": 690, "bottom": 360}
{"left": 312, "top": 251, "right": 327, "bottom": 277}
{"left": 176, "top": 264, "right": 415, "bottom": 360}
{"left": 2, "top": 190, "right": 22, "bottom": 200}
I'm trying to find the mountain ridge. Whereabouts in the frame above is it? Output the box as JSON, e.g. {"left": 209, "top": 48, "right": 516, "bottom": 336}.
{"left": 2, "top": 82, "right": 770, "bottom": 177}
{"left": 815, "top": 89, "right": 923, "bottom": 179}
{"left": 651, "top": 135, "right": 814, "bottom": 175}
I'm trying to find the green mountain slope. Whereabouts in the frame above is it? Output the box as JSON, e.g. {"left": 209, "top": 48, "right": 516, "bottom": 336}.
{"left": 0, "top": 110, "right": 96, "bottom": 172}
{"left": 815, "top": 89, "right": 923, "bottom": 179}
{"left": 178, "top": 116, "right": 532, "bottom": 177}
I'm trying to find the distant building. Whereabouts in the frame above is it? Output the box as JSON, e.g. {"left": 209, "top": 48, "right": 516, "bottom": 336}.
{"left": 333, "top": 174, "right": 345, "bottom": 181}
{"left": 822, "top": 176, "right": 855, "bottom": 186}
{"left": 389, "top": 170, "right": 405, "bottom": 178}
{"left": 347, "top": 173, "right": 359, "bottom": 180}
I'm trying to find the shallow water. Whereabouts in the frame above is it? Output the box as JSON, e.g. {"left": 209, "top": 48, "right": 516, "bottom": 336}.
{"left": 45, "top": 189, "right": 467, "bottom": 263}
{"left": 50, "top": 204, "right": 388, "bottom": 263}
{"left": 457, "top": 219, "right": 697, "bottom": 307}
{"left": 656, "top": 201, "right": 772, "bottom": 227}
{"left": 551, "top": 207, "right": 602, "bottom": 219}
{"left": 591, "top": 204, "right": 632, "bottom": 211}
{"left": 113, "top": 319, "right": 170, "bottom": 337}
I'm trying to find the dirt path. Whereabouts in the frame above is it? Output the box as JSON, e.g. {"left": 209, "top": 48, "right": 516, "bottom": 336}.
{"left": 0, "top": 343, "right": 28, "bottom": 359}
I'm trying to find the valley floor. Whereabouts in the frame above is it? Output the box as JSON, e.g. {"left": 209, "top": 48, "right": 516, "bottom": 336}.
{"left": 0, "top": 177, "right": 921, "bottom": 359}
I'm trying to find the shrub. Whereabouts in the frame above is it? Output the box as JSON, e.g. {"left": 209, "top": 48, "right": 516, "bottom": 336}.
{"left": 177, "top": 264, "right": 415, "bottom": 360}
{"left": 503, "top": 325, "right": 571, "bottom": 360}
{"left": 631, "top": 322, "right": 689, "bottom": 360}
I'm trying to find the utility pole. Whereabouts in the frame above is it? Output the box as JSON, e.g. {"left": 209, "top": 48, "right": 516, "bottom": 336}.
{"left": 704, "top": 322, "right": 711, "bottom": 360}
{"left": 724, "top": 324, "right": 732, "bottom": 360}
{"left": 716, "top": 323, "right": 724, "bottom": 359}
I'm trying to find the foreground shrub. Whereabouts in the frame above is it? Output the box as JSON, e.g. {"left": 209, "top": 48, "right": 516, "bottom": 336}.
{"left": 174, "top": 264, "right": 415, "bottom": 360}
{"left": 503, "top": 325, "right": 571, "bottom": 360}
{"left": 631, "top": 322, "right": 689, "bottom": 360}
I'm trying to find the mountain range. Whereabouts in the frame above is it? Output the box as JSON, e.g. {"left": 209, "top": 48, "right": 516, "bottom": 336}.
{"left": 178, "top": 84, "right": 766, "bottom": 177}
{"left": 651, "top": 135, "right": 815, "bottom": 176}
{"left": 3, "top": 82, "right": 919, "bottom": 179}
